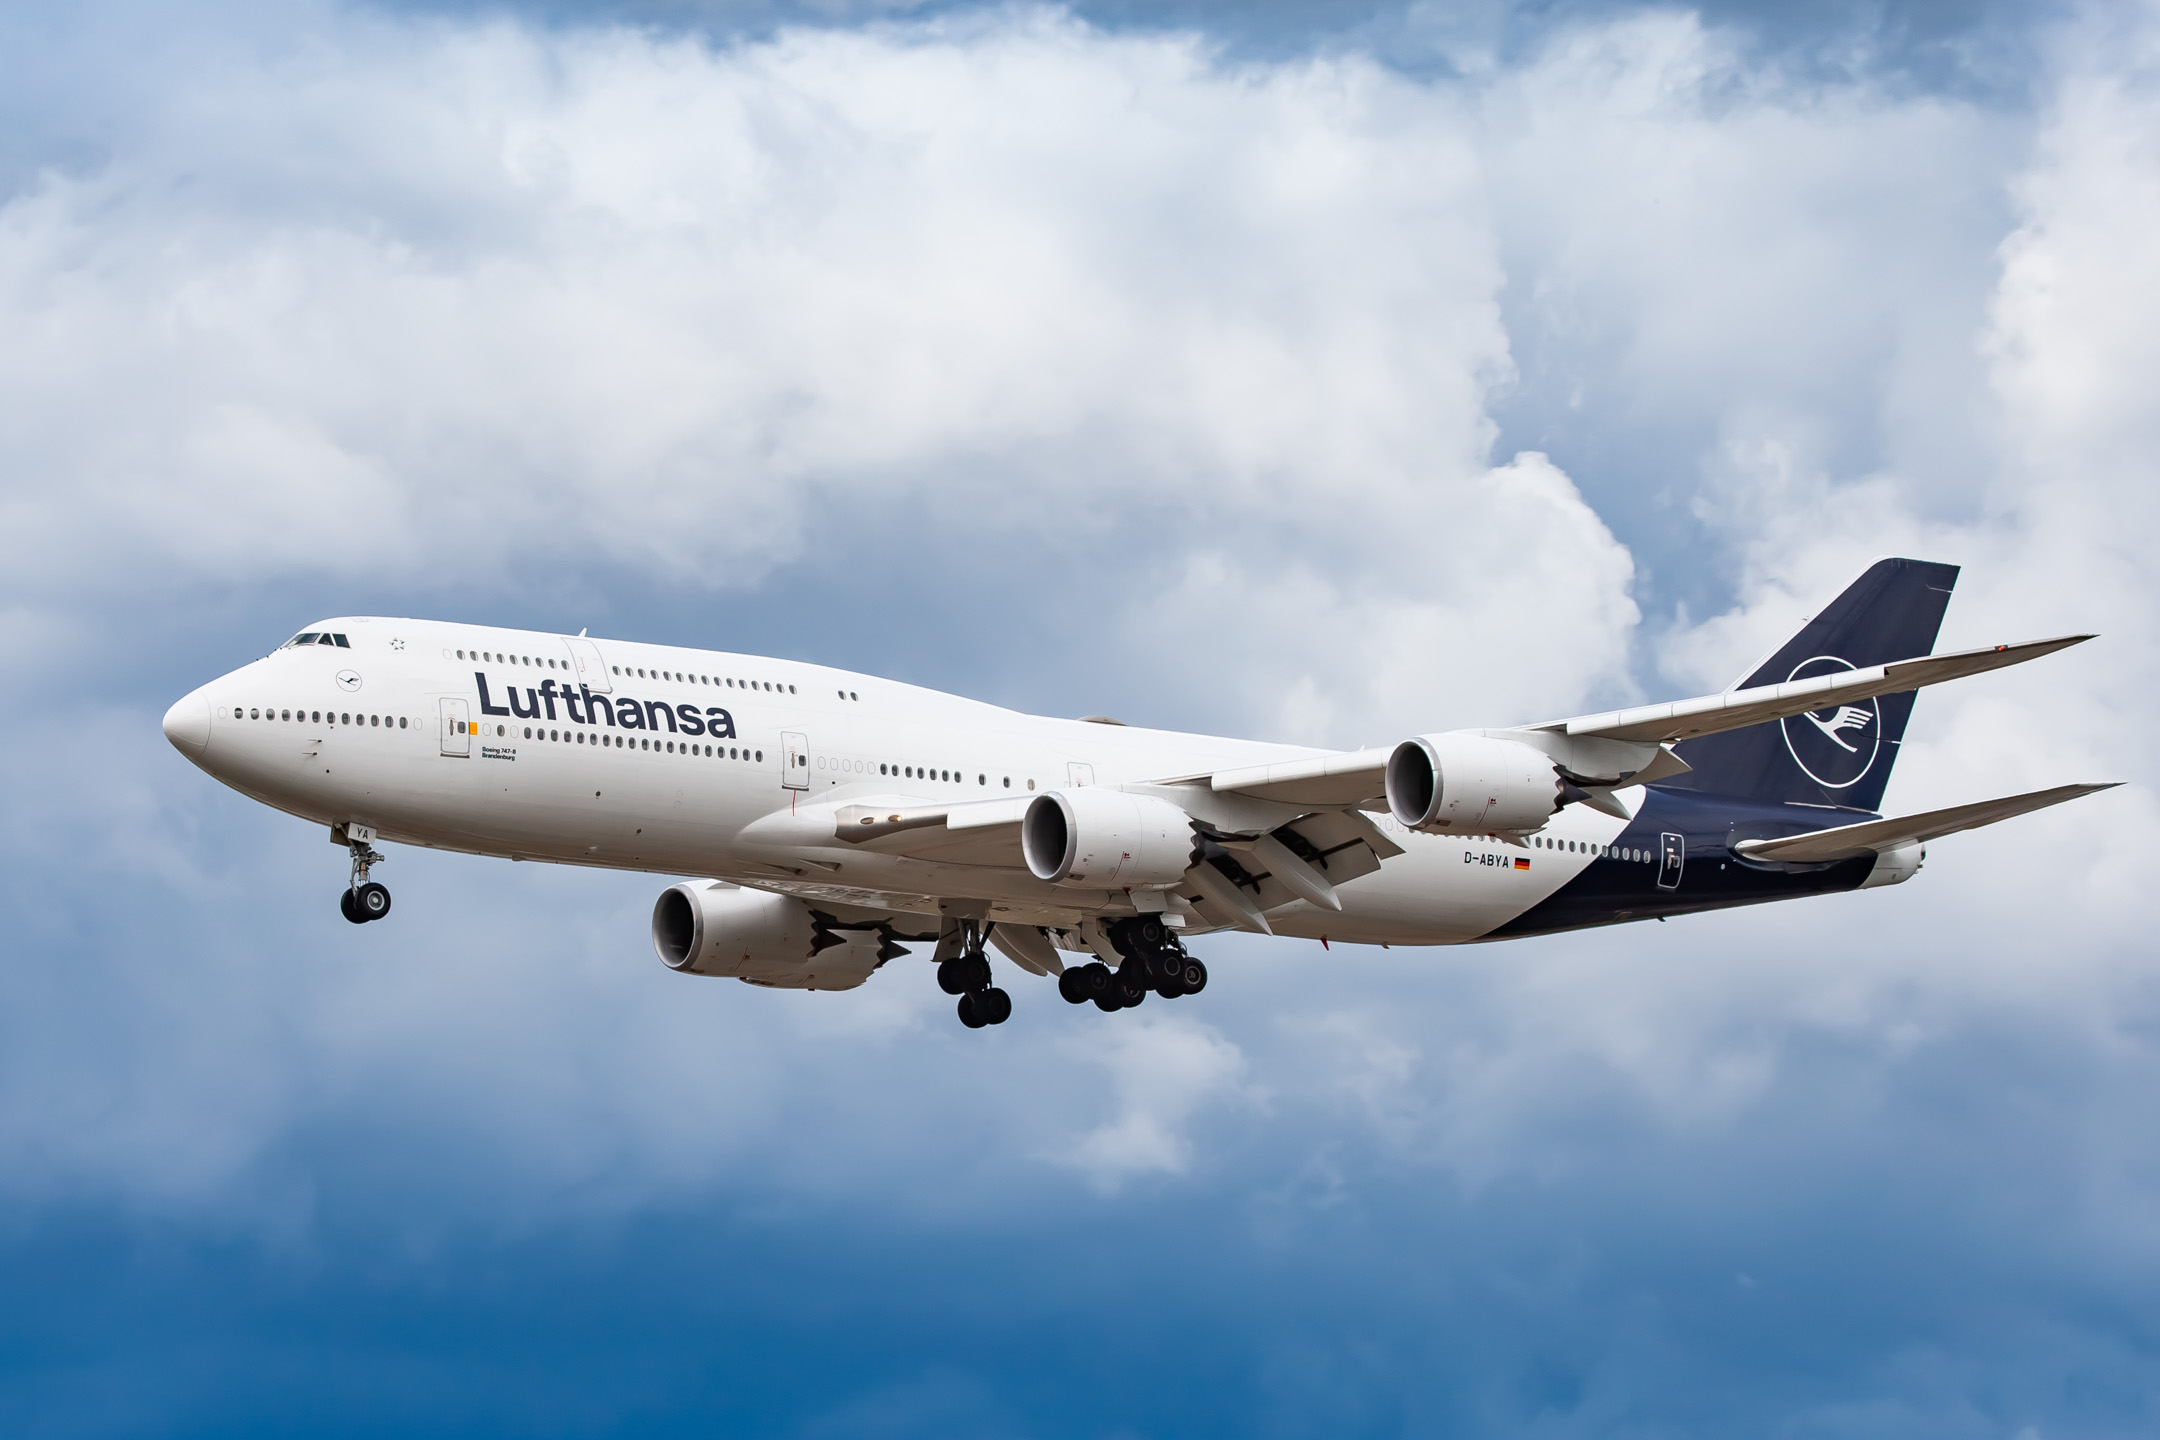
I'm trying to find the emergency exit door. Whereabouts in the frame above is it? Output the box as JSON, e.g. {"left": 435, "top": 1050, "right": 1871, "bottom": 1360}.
{"left": 781, "top": 731, "right": 809, "bottom": 790}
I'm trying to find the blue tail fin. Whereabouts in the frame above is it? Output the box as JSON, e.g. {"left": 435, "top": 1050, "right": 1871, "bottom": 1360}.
{"left": 1660, "top": 557, "right": 1959, "bottom": 813}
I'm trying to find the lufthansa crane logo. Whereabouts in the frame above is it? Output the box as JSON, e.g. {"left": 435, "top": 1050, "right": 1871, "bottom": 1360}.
{"left": 1779, "top": 657, "right": 1879, "bottom": 789}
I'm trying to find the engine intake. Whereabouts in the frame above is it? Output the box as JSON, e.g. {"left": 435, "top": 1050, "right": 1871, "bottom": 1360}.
{"left": 652, "top": 881, "right": 875, "bottom": 990}
{"left": 1022, "top": 789, "right": 1200, "bottom": 888}
{"left": 1386, "top": 733, "right": 1564, "bottom": 835}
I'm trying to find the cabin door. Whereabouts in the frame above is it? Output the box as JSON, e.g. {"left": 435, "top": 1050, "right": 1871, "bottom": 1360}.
{"left": 1656, "top": 832, "right": 1685, "bottom": 890}
{"left": 440, "top": 697, "right": 472, "bottom": 757}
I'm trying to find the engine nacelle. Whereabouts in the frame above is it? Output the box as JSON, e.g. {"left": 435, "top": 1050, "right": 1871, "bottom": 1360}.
{"left": 1859, "top": 841, "right": 1924, "bottom": 888}
{"left": 1022, "top": 788, "right": 1200, "bottom": 888}
{"left": 651, "top": 881, "right": 874, "bottom": 990}
{"left": 1386, "top": 732, "right": 1563, "bottom": 835}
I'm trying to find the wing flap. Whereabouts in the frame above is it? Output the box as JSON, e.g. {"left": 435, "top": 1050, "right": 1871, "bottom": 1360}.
{"left": 1553, "top": 635, "right": 2092, "bottom": 745}
{"left": 1735, "top": 782, "right": 2119, "bottom": 862}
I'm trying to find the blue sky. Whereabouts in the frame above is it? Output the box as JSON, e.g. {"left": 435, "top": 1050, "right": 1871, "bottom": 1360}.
{"left": 2, "top": 1, "right": 2157, "bottom": 1435}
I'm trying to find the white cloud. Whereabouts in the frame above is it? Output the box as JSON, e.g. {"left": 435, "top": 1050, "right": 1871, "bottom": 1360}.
{"left": 0, "top": 8, "right": 1652, "bottom": 743}
{"left": 1053, "top": 1013, "right": 1251, "bottom": 1184}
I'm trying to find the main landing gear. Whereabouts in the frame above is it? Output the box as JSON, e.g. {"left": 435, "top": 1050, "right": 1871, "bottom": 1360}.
{"left": 1057, "top": 916, "right": 1206, "bottom": 1013}
{"left": 339, "top": 833, "right": 391, "bottom": 925}
{"left": 937, "top": 922, "right": 1011, "bottom": 1028}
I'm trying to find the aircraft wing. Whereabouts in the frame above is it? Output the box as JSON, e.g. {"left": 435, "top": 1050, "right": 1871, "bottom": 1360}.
{"left": 1538, "top": 634, "right": 2091, "bottom": 745}
{"left": 1734, "top": 782, "right": 2119, "bottom": 863}
{"left": 1192, "top": 635, "right": 2091, "bottom": 810}
{"left": 1201, "top": 748, "right": 1394, "bottom": 808}
{"left": 830, "top": 795, "right": 1032, "bottom": 867}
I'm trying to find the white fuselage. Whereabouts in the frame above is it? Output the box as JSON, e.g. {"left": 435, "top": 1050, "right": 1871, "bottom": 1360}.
{"left": 164, "top": 616, "right": 1631, "bottom": 944}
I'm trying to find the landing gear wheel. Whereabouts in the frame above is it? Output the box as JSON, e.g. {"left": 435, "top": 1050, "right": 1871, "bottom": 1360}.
{"left": 958, "top": 992, "right": 988, "bottom": 1028}
{"left": 354, "top": 882, "right": 392, "bottom": 922}
{"left": 977, "top": 987, "right": 1012, "bottom": 1025}
{"left": 341, "top": 833, "right": 389, "bottom": 924}
{"left": 1178, "top": 959, "right": 1207, "bottom": 994}
{"left": 1114, "top": 973, "right": 1148, "bottom": 1008}
{"left": 939, "top": 953, "right": 994, "bottom": 996}
{"left": 1058, "top": 969, "right": 1092, "bottom": 1004}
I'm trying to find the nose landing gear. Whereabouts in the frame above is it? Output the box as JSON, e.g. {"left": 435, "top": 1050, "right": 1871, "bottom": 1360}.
{"left": 338, "top": 830, "right": 391, "bottom": 925}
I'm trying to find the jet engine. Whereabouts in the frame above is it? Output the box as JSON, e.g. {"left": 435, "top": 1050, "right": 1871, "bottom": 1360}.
{"left": 1386, "top": 733, "right": 1564, "bottom": 835}
{"left": 1022, "top": 788, "right": 1200, "bottom": 887}
{"left": 651, "top": 881, "right": 875, "bottom": 990}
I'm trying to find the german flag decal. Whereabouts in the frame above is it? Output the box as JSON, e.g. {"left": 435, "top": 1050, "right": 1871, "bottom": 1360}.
{"left": 1514, "top": 857, "right": 1531, "bottom": 870}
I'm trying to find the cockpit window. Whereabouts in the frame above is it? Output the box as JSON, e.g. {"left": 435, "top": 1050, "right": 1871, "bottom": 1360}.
{"left": 281, "top": 632, "right": 350, "bottom": 649}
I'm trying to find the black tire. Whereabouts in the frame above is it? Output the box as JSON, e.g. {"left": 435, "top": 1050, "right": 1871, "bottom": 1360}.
{"left": 978, "top": 987, "right": 1012, "bottom": 1025}
{"left": 967, "top": 954, "right": 993, "bottom": 991}
{"left": 1115, "top": 976, "right": 1148, "bottom": 1008}
{"left": 339, "top": 888, "right": 363, "bottom": 925}
{"left": 1179, "top": 959, "right": 1207, "bottom": 994}
{"left": 937, "top": 958, "right": 969, "bottom": 995}
{"left": 355, "top": 882, "right": 391, "bottom": 922}
{"left": 1093, "top": 992, "right": 1123, "bottom": 1012}
{"left": 1156, "top": 975, "right": 1186, "bottom": 999}
{"left": 1058, "top": 970, "right": 1090, "bottom": 1004}
{"left": 958, "top": 993, "right": 987, "bottom": 1028}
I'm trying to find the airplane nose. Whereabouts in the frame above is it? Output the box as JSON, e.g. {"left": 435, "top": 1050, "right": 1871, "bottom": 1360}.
{"left": 163, "top": 689, "right": 212, "bottom": 760}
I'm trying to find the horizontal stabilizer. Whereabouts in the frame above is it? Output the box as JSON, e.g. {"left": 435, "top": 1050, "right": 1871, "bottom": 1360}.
{"left": 1734, "top": 782, "right": 2119, "bottom": 863}
{"left": 1545, "top": 635, "right": 2092, "bottom": 745}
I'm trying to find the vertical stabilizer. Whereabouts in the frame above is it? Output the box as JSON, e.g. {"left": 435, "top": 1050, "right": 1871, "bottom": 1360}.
{"left": 1660, "top": 558, "right": 1959, "bottom": 812}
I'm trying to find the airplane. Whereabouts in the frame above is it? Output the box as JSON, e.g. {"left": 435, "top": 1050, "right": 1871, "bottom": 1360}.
{"left": 161, "top": 558, "right": 2116, "bottom": 1029}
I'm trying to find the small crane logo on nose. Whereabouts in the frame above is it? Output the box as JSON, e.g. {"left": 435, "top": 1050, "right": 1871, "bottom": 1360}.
{"left": 336, "top": 670, "right": 363, "bottom": 692}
